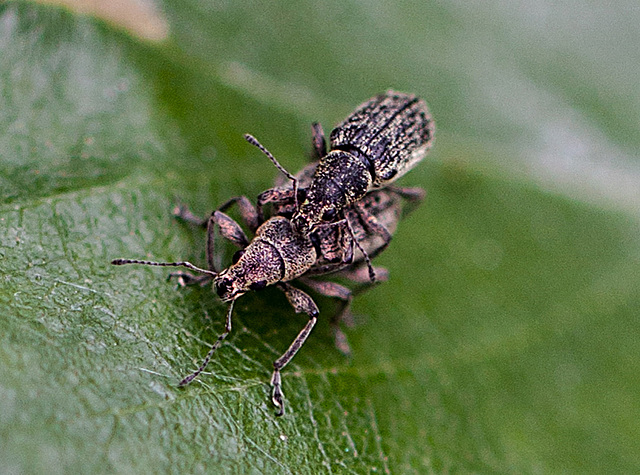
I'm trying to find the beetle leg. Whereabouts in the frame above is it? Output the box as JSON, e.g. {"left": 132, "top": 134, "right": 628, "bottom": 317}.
{"left": 311, "top": 122, "right": 327, "bottom": 161}
{"left": 339, "top": 264, "right": 389, "bottom": 284}
{"left": 217, "top": 195, "right": 262, "bottom": 232}
{"left": 256, "top": 187, "right": 297, "bottom": 218}
{"left": 299, "top": 278, "right": 354, "bottom": 357}
{"left": 272, "top": 283, "right": 319, "bottom": 416}
{"left": 173, "top": 203, "right": 207, "bottom": 227}
{"left": 278, "top": 282, "right": 320, "bottom": 316}
{"left": 386, "top": 185, "right": 426, "bottom": 202}
{"left": 169, "top": 214, "right": 220, "bottom": 279}
{"left": 355, "top": 201, "right": 392, "bottom": 243}
{"left": 353, "top": 201, "right": 393, "bottom": 266}
{"left": 208, "top": 211, "right": 249, "bottom": 249}
{"left": 171, "top": 205, "right": 251, "bottom": 274}
{"left": 343, "top": 216, "right": 377, "bottom": 283}
{"left": 175, "top": 196, "right": 262, "bottom": 232}
{"left": 387, "top": 186, "right": 426, "bottom": 216}
{"left": 197, "top": 211, "right": 250, "bottom": 273}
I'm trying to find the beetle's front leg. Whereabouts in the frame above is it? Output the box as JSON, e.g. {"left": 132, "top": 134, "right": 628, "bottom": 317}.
{"left": 272, "top": 282, "right": 319, "bottom": 416}
{"left": 257, "top": 187, "right": 297, "bottom": 218}
{"left": 175, "top": 195, "right": 261, "bottom": 233}
{"left": 173, "top": 203, "right": 207, "bottom": 227}
{"left": 217, "top": 195, "right": 262, "bottom": 232}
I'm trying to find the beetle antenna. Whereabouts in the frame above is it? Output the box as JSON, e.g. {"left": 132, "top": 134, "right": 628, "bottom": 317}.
{"left": 244, "top": 134, "right": 299, "bottom": 211}
{"left": 178, "top": 300, "right": 235, "bottom": 386}
{"left": 111, "top": 259, "right": 218, "bottom": 277}
{"left": 343, "top": 219, "right": 377, "bottom": 283}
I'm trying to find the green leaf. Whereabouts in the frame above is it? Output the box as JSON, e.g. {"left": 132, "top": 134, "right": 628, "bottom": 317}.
{"left": 2, "top": 1, "right": 639, "bottom": 473}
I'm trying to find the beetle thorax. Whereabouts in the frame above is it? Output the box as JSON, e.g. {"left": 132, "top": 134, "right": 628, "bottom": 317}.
{"left": 292, "top": 150, "right": 372, "bottom": 234}
{"left": 214, "top": 217, "right": 316, "bottom": 302}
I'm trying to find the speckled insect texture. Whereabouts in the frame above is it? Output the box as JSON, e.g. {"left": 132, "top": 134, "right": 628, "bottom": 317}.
{"left": 111, "top": 90, "right": 433, "bottom": 416}
{"left": 290, "top": 90, "right": 434, "bottom": 235}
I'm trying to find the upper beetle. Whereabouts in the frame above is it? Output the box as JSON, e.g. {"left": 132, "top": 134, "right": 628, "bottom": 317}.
{"left": 291, "top": 90, "right": 434, "bottom": 234}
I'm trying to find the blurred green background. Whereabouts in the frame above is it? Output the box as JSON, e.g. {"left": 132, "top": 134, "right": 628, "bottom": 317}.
{"left": 1, "top": 1, "right": 639, "bottom": 473}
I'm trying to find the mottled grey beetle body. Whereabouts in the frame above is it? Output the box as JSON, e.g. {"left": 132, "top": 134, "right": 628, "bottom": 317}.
{"left": 292, "top": 90, "right": 434, "bottom": 234}
{"left": 263, "top": 161, "right": 406, "bottom": 273}
{"left": 111, "top": 90, "right": 433, "bottom": 415}
{"left": 214, "top": 216, "right": 316, "bottom": 303}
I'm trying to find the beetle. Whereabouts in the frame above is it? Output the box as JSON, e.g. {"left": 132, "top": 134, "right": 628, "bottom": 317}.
{"left": 247, "top": 90, "right": 434, "bottom": 239}
{"left": 111, "top": 183, "right": 423, "bottom": 416}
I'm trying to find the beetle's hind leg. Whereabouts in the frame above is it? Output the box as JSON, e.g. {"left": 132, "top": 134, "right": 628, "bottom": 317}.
{"left": 299, "top": 265, "right": 389, "bottom": 357}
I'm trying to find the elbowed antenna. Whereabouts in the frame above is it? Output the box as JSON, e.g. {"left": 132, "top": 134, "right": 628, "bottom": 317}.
{"left": 244, "top": 133, "right": 299, "bottom": 212}
{"left": 178, "top": 300, "right": 236, "bottom": 387}
{"left": 111, "top": 259, "right": 218, "bottom": 277}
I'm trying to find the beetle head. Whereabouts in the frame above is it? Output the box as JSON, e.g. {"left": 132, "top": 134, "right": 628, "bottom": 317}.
{"left": 213, "top": 240, "right": 283, "bottom": 302}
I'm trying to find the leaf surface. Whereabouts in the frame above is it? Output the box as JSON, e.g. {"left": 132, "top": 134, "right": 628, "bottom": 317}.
{"left": 2, "top": 2, "right": 639, "bottom": 473}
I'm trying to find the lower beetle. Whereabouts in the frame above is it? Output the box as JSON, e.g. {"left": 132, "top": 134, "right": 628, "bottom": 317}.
{"left": 112, "top": 183, "right": 422, "bottom": 415}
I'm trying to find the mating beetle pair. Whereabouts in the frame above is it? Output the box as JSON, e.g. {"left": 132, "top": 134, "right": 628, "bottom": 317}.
{"left": 112, "top": 91, "right": 434, "bottom": 415}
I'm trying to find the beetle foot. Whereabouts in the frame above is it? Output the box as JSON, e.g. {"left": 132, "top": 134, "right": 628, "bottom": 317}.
{"left": 270, "top": 370, "right": 285, "bottom": 417}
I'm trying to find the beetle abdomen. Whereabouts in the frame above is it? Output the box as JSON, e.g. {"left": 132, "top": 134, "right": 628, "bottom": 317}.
{"left": 329, "top": 90, "right": 434, "bottom": 187}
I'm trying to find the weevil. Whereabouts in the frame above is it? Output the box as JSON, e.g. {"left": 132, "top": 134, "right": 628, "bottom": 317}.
{"left": 111, "top": 184, "right": 422, "bottom": 415}
{"left": 246, "top": 90, "right": 434, "bottom": 242}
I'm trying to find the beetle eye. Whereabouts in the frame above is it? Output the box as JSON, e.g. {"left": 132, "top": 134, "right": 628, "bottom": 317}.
{"left": 249, "top": 280, "right": 267, "bottom": 291}
{"left": 321, "top": 208, "right": 337, "bottom": 222}
{"left": 216, "top": 278, "right": 232, "bottom": 297}
{"left": 232, "top": 250, "right": 245, "bottom": 264}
